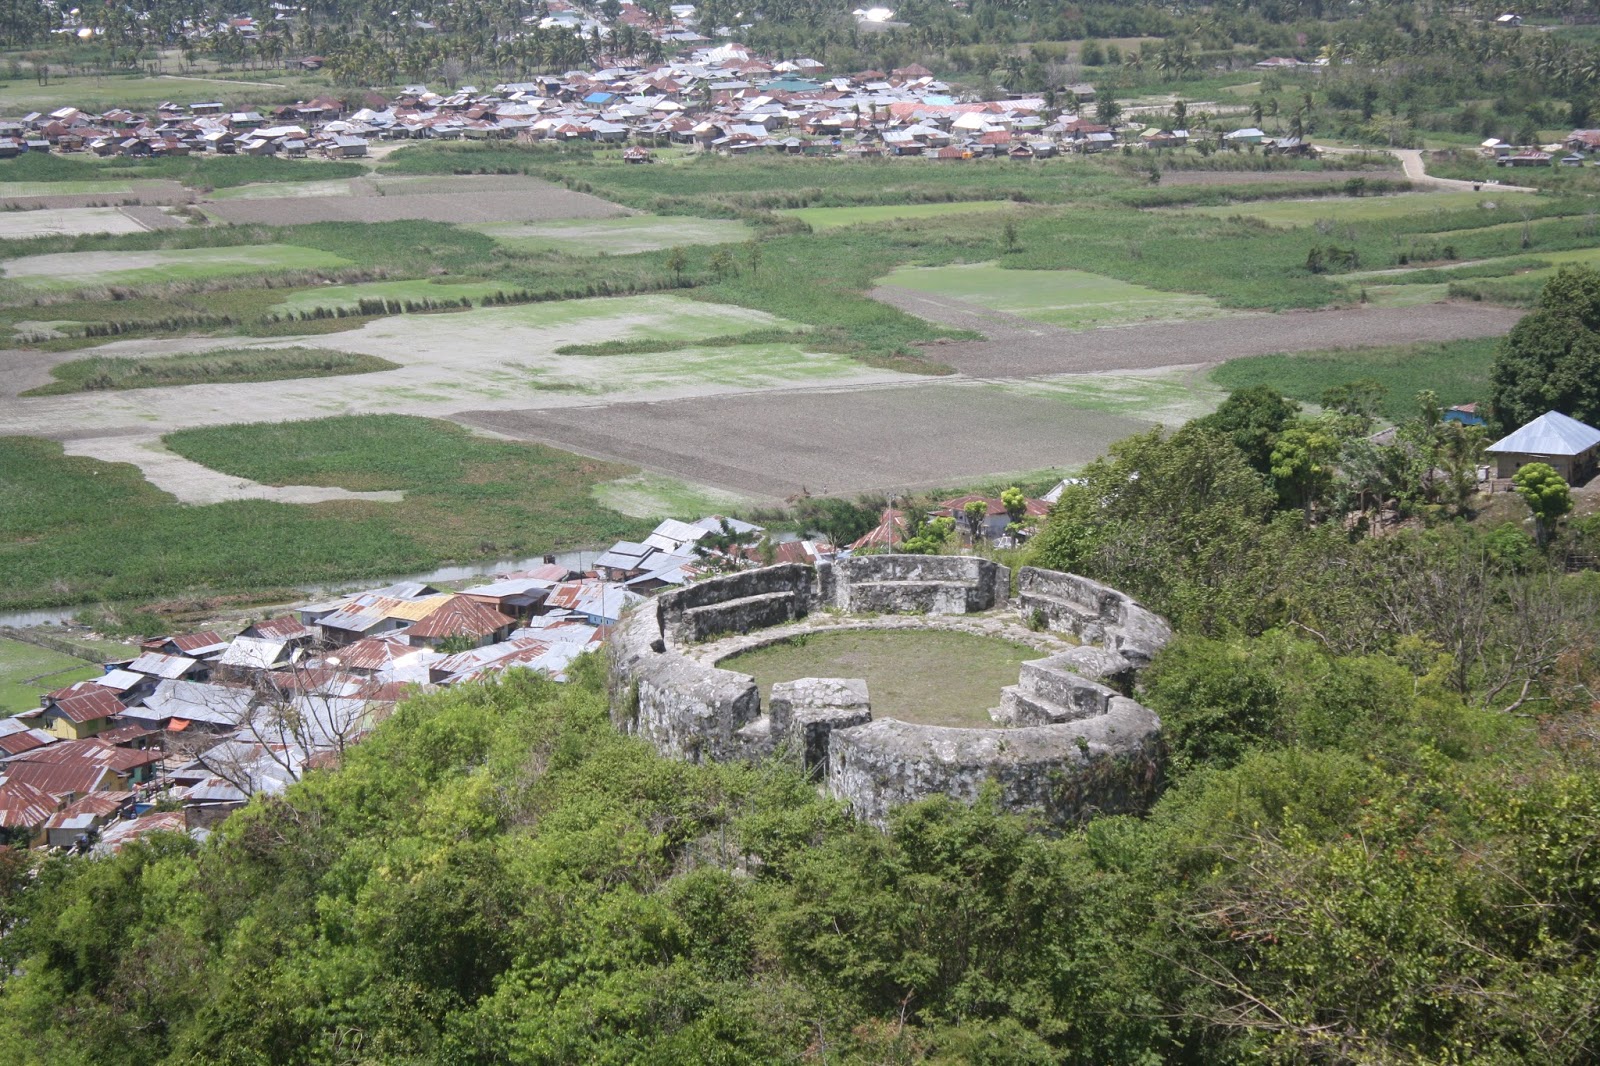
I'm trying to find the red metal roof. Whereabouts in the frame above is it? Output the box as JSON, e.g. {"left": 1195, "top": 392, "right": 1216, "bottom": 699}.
{"left": 0, "top": 782, "right": 57, "bottom": 828}
{"left": 851, "top": 507, "right": 909, "bottom": 550}
{"left": 47, "top": 687, "right": 125, "bottom": 725}
{"left": 404, "top": 596, "right": 516, "bottom": 640}
{"left": 13, "top": 739, "right": 161, "bottom": 775}
{"left": 0, "top": 731, "right": 51, "bottom": 757}
{"left": 2, "top": 761, "right": 117, "bottom": 799}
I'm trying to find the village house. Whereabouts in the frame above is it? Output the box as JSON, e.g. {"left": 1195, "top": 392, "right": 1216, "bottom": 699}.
{"left": 1486, "top": 410, "right": 1600, "bottom": 483}
{"left": 36, "top": 686, "right": 124, "bottom": 740}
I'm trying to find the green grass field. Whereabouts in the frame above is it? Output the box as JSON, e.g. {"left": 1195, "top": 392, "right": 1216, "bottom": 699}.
{"left": 267, "top": 278, "right": 512, "bottom": 314}
{"left": 0, "top": 179, "right": 142, "bottom": 197}
{"left": 471, "top": 215, "right": 753, "bottom": 254}
{"left": 1210, "top": 337, "right": 1500, "bottom": 421}
{"left": 0, "top": 417, "right": 651, "bottom": 610}
{"left": 781, "top": 199, "right": 1024, "bottom": 230}
{"left": 883, "top": 261, "right": 1231, "bottom": 329}
{"left": 0, "top": 149, "right": 366, "bottom": 189}
{"left": 0, "top": 62, "right": 334, "bottom": 113}
{"left": 722, "top": 628, "right": 1043, "bottom": 728}
{"left": 0, "top": 637, "right": 101, "bottom": 713}
{"left": 25, "top": 347, "right": 399, "bottom": 396}
{"left": 3, "top": 243, "right": 354, "bottom": 290}
{"left": 1182, "top": 189, "right": 1538, "bottom": 227}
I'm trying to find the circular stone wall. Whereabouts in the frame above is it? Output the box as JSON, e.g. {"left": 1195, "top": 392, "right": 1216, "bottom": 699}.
{"left": 607, "top": 557, "right": 1172, "bottom": 826}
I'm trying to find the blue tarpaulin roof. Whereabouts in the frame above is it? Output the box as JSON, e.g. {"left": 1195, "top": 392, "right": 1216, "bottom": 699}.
{"left": 1487, "top": 410, "right": 1600, "bottom": 456}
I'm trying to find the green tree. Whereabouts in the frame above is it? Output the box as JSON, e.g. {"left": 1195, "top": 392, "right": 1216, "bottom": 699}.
{"left": 665, "top": 245, "right": 688, "bottom": 283}
{"left": 1512, "top": 461, "right": 1573, "bottom": 547}
{"left": 1029, "top": 426, "right": 1291, "bottom": 634}
{"left": 962, "top": 499, "right": 990, "bottom": 542}
{"left": 1191, "top": 386, "right": 1301, "bottom": 475}
{"left": 1489, "top": 265, "right": 1600, "bottom": 431}
{"left": 1271, "top": 423, "right": 1340, "bottom": 522}
{"left": 1000, "top": 485, "right": 1028, "bottom": 526}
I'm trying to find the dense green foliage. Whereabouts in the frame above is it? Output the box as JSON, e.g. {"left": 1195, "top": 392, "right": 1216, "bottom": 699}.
{"left": 23, "top": 346, "right": 398, "bottom": 395}
{"left": 4, "top": 632, "right": 1598, "bottom": 1063}
{"left": 0, "top": 416, "right": 646, "bottom": 610}
{"left": 1489, "top": 265, "right": 1600, "bottom": 432}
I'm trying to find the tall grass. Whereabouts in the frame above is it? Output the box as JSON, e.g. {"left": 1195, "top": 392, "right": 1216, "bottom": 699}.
{"left": 1210, "top": 338, "right": 1500, "bottom": 420}
{"left": 0, "top": 418, "right": 651, "bottom": 610}
{"left": 24, "top": 347, "right": 398, "bottom": 395}
{"left": 0, "top": 151, "right": 366, "bottom": 188}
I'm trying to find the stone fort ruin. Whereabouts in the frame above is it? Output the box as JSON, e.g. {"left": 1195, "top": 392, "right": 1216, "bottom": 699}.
{"left": 608, "top": 555, "right": 1172, "bottom": 826}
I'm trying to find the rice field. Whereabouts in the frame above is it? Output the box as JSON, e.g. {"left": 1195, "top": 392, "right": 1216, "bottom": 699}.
{"left": 267, "top": 277, "right": 514, "bottom": 314}
{"left": 0, "top": 637, "right": 101, "bottom": 713}
{"left": 780, "top": 199, "right": 1024, "bottom": 229}
{"left": 206, "top": 179, "right": 359, "bottom": 200}
{"left": 0, "top": 206, "right": 165, "bottom": 238}
{"left": 881, "top": 261, "right": 1231, "bottom": 330}
{"left": 1182, "top": 189, "right": 1537, "bottom": 227}
{"left": 0, "top": 180, "right": 140, "bottom": 197}
{"left": 470, "top": 215, "right": 753, "bottom": 254}
{"left": 1, "top": 243, "right": 354, "bottom": 290}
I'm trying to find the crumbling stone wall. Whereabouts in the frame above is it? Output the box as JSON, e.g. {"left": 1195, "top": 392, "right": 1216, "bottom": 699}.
{"left": 770, "top": 678, "right": 872, "bottom": 776}
{"left": 609, "top": 597, "right": 765, "bottom": 762}
{"left": 609, "top": 560, "right": 1171, "bottom": 827}
{"left": 1015, "top": 567, "right": 1172, "bottom": 667}
{"left": 821, "top": 555, "right": 1008, "bottom": 615}
{"left": 827, "top": 696, "right": 1163, "bottom": 827}
{"left": 656, "top": 563, "right": 816, "bottom": 645}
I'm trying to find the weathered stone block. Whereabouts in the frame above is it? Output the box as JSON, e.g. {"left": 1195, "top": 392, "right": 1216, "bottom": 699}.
{"left": 682, "top": 591, "right": 801, "bottom": 643}
{"left": 770, "top": 677, "right": 872, "bottom": 772}
{"left": 1016, "top": 568, "right": 1172, "bottom": 666}
{"left": 822, "top": 555, "right": 1009, "bottom": 615}
{"left": 658, "top": 564, "right": 814, "bottom": 646}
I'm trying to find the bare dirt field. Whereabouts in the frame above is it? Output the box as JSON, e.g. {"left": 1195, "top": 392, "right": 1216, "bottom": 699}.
{"left": 201, "top": 174, "right": 628, "bottom": 225}
{"left": 452, "top": 380, "right": 1155, "bottom": 498}
{"left": 1157, "top": 169, "right": 1407, "bottom": 186}
{"left": 0, "top": 206, "right": 172, "bottom": 238}
{"left": 871, "top": 285, "right": 1522, "bottom": 376}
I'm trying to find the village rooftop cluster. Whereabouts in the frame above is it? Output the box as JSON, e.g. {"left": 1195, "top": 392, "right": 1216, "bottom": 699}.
{"left": 0, "top": 37, "right": 1322, "bottom": 162}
